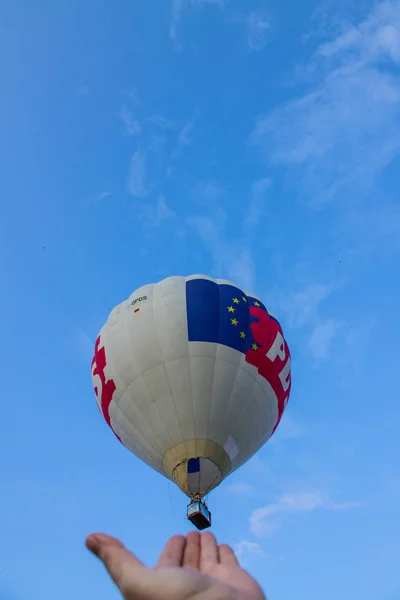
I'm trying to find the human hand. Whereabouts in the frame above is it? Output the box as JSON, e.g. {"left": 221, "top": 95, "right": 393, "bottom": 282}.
{"left": 86, "top": 530, "right": 266, "bottom": 600}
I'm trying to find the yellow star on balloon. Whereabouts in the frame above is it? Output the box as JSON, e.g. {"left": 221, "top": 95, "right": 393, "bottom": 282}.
{"left": 231, "top": 318, "right": 239, "bottom": 326}
{"left": 252, "top": 343, "right": 258, "bottom": 350}
{"left": 254, "top": 301, "right": 261, "bottom": 307}
{"left": 242, "top": 296, "right": 247, "bottom": 302}
{"left": 240, "top": 331, "right": 246, "bottom": 339}
{"left": 227, "top": 306, "right": 235, "bottom": 313}
{"left": 233, "top": 298, "right": 240, "bottom": 304}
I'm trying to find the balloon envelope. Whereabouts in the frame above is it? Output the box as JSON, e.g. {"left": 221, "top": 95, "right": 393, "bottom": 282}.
{"left": 91, "top": 274, "right": 291, "bottom": 497}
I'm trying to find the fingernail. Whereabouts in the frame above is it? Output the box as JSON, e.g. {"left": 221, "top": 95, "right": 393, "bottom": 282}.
{"left": 86, "top": 535, "right": 101, "bottom": 557}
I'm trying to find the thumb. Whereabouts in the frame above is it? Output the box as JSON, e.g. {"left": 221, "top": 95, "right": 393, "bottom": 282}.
{"left": 86, "top": 533, "right": 146, "bottom": 590}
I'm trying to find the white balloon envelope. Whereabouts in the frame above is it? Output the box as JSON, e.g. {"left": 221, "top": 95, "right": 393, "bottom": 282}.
{"left": 91, "top": 274, "right": 292, "bottom": 526}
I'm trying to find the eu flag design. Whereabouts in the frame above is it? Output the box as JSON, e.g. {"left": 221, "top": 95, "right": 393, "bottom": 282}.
{"left": 186, "top": 276, "right": 291, "bottom": 433}
{"left": 186, "top": 277, "right": 270, "bottom": 355}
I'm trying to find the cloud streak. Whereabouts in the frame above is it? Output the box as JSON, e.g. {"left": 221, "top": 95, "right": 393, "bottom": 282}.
{"left": 250, "top": 490, "right": 358, "bottom": 536}
{"left": 251, "top": 0, "right": 400, "bottom": 204}
{"left": 170, "top": 0, "right": 226, "bottom": 49}
{"left": 119, "top": 105, "right": 142, "bottom": 136}
{"left": 276, "top": 281, "right": 335, "bottom": 328}
{"left": 189, "top": 178, "right": 273, "bottom": 292}
{"left": 245, "top": 11, "right": 270, "bottom": 52}
{"left": 308, "top": 318, "right": 341, "bottom": 360}
{"left": 127, "top": 151, "right": 148, "bottom": 198}
{"left": 226, "top": 482, "right": 257, "bottom": 497}
{"left": 234, "top": 540, "right": 269, "bottom": 565}
{"left": 190, "top": 203, "right": 257, "bottom": 291}
{"left": 138, "top": 195, "right": 176, "bottom": 228}
{"left": 244, "top": 177, "right": 271, "bottom": 233}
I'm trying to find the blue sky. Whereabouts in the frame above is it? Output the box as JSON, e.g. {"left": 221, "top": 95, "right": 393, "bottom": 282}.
{"left": 1, "top": 0, "right": 400, "bottom": 599}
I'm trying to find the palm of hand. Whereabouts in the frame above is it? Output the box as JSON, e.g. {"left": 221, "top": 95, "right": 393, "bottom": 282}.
{"left": 86, "top": 531, "right": 266, "bottom": 600}
{"left": 199, "top": 561, "right": 266, "bottom": 599}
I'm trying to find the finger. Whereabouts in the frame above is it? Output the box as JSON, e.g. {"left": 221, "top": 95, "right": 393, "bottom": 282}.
{"left": 156, "top": 535, "right": 186, "bottom": 567}
{"left": 200, "top": 532, "right": 219, "bottom": 571}
{"left": 86, "top": 533, "right": 145, "bottom": 588}
{"left": 183, "top": 531, "right": 201, "bottom": 570}
{"left": 219, "top": 544, "right": 239, "bottom": 567}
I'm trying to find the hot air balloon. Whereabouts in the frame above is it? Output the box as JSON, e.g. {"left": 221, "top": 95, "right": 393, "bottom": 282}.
{"left": 91, "top": 274, "right": 291, "bottom": 529}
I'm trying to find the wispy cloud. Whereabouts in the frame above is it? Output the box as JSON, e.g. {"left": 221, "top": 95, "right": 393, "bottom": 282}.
{"left": 170, "top": 121, "right": 194, "bottom": 163}
{"left": 245, "top": 11, "right": 271, "bottom": 52}
{"left": 267, "top": 276, "right": 343, "bottom": 362}
{"left": 127, "top": 151, "right": 148, "bottom": 197}
{"left": 83, "top": 190, "right": 112, "bottom": 207}
{"left": 170, "top": 0, "right": 226, "bottom": 49}
{"left": 245, "top": 177, "right": 271, "bottom": 232}
{"left": 97, "top": 191, "right": 112, "bottom": 201}
{"left": 234, "top": 540, "right": 269, "bottom": 564}
{"left": 148, "top": 115, "right": 174, "bottom": 130}
{"left": 226, "top": 482, "right": 257, "bottom": 497}
{"left": 170, "top": 0, "right": 186, "bottom": 48}
{"left": 190, "top": 205, "right": 256, "bottom": 291}
{"left": 138, "top": 195, "right": 176, "bottom": 227}
{"left": 72, "top": 328, "right": 95, "bottom": 364}
{"left": 189, "top": 177, "right": 274, "bottom": 291}
{"left": 276, "top": 282, "right": 335, "bottom": 328}
{"left": 271, "top": 413, "right": 304, "bottom": 442}
{"left": 119, "top": 104, "right": 142, "bottom": 136}
{"left": 156, "top": 195, "right": 175, "bottom": 221}
{"left": 177, "top": 122, "right": 193, "bottom": 147}
{"left": 251, "top": 0, "right": 400, "bottom": 204}
{"left": 342, "top": 317, "right": 375, "bottom": 371}
{"left": 308, "top": 318, "right": 341, "bottom": 360}
{"left": 119, "top": 87, "right": 141, "bottom": 136}
{"left": 228, "top": 249, "right": 255, "bottom": 292}
{"left": 250, "top": 490, "right": 358, "bottom": 536}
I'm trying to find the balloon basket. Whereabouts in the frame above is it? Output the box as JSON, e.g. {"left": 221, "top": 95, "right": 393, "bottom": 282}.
{"left": 187, "top": 498, "right": 212, "bottom": 530}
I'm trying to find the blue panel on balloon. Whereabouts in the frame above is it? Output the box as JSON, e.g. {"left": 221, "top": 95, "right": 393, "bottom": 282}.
{"left": 187, "top": 458, "right": 200, "bottom": 474}
{"left": 186, "top": 278, "right": 268, "bottom": 354}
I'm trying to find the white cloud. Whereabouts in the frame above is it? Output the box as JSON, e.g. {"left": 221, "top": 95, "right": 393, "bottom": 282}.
{"left": 191, "top": 208, "right": 256, "bottom": 291}
{"left": 317, "top": 2, "right": 400, "bottom": 62}
{"left": 226, "top": 482, "right": 257, "bottom": 496}
{"left": 119, "top": 104, "right": 142, "bottom": 136}
{"left": 189, "top": 178, "right": 273, "bottom": 291}
{"left": 246, "top": 11, "right": 270, "bottom": 52}
{"left": 234, "top": 541, "right": 268, "bottom": 564}
{"left": 170, "top": 0, "right": 186, "bottom": 47}
{"left": 228, "top": 248, "right": 256, "bottom": 292}
{"left": 343, "top": 317, "right": 375, "bottom": 370}
{"left": 308, "top": 318, "right": 341, "bottom": 360}
{"left": 251, "top": 0, "right": 400, "bottom": 205}
{"left": 170, "top": 122, "right": 194, "bottom": 163}
{"left": 271, "top": 413, "right": 303, "bottom": 441}
{"left": 137, "top": 195, "right": 176, "bottom": 229}
{"left": 127, "top": 151, "right": 148, "bottom": 197}
{"left": 247, "top": 454, "right": 265, "bottom": 473}
{"left": 177, "top": 122, "right": 193, "bottom": 147}
{"left": 72, "top": 328, "right": 94, "bottom": 364}
{"left": 170, "top": 0, "right": 226, "bottom": 49}
{"left": 83, "top": 190, "right": 112, "bottom": 207}
{"left": 277, "top": 282, "right": 334, "bottom": 328}
{"left": 245, "top": 177, "right": 271, "bottom": 232}
{"left": 197, "top": 181, "right": 226, "bottom": 202}
{"left": 156, "top": 195, "right": 175, "bottom": 221}
{"left": 97, "top": 191, "right": 111, "bottom": 201}
{"left": 250, "top": 490, "right": 357, "bottom": 536}
{"left": 148, "top": 115, "right": 174, "bottom": 130}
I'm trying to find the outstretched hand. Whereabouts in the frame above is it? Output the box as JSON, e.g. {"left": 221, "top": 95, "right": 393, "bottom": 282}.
{"left": 86, "top": 530, "right": 266, "bottom": 600}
